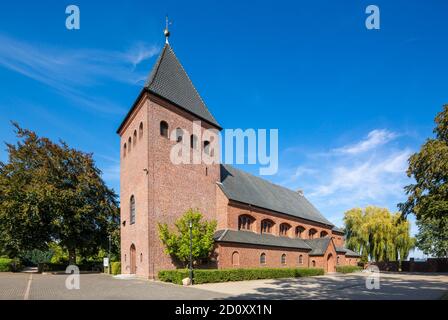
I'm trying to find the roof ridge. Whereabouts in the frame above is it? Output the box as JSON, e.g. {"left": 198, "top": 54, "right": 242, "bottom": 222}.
{"left": 222, "top": 164, "right": 334, "bottom": 226}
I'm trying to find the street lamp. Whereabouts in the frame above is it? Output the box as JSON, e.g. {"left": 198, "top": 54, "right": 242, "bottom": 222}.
{"left": 189, "top": 220, "right": 193, "bottom": 285}
{"left": 108, "top": 234, "right": 111, "bottom": 274}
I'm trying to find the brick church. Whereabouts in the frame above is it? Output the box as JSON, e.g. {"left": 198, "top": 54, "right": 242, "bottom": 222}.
{"left": 117, "top": 30, "right": 360, "bottom": 279}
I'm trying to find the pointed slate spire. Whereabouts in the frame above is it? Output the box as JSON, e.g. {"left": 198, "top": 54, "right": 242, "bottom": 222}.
{"left": 145, "top": 44, "right": 220, "bottom": 128}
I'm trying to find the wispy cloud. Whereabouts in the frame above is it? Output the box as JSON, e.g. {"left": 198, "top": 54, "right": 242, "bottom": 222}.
{"left": 0, "top": 34, "right": 160, "bottom": 114}
{"left": 332, "top": 129, "right": 397, "bottom": 155}
{"left": 276, "top": 128, "right": 414, "bottom": 226}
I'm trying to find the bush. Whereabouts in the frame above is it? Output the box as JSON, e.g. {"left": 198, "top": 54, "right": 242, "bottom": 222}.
{"left": 0, "top": 258, "right": 22, "bottom": 272}
{"left": 336, "top": 265, "right": 363, "bottom": 273}
{"left": 111, "top": 262, "right": 121, "bottom": 275}
{"left": 38, "top": 262, "right": 103, "bottom": 273}
{"left": 158, "top": 267, "right": 324, "bottom": 285}
{"left": 20, "top": 249, "right": 53, "bottom": 266}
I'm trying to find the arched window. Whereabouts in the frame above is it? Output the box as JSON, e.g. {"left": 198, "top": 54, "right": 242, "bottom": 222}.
{"left": 279, "top": 223, "right": 291, "bottom": 237}
{"left": 139, "top": 122, "right": 143, "bottom": 139}
{"left": 133, "top": 130, "right": 137, "bottom": 146}
{"left": 296, "top": 226, "right": 305, "bottom": 238}
{"left": 337, "top": 256, "right": 340, "bottom": 265}
{"left": 190, "top": 134, "right": 198, "bottom": 149}
{"left": 203, "top": 141, "right": 210, "bottom": 155}
{"left": 128, "top": 137, "right": 132, "bottom": 152}
{"left": 232, "top": 251, "right": 239, "bottom": 266}
{"left": 309, "top": 228, "right": 317, "bottom": 239}
{"left": 320, "top": 231, "right": 328, "bottom": 238}
{"left": 260, "top": 253, "right": 266, "bottom": 265}
{"left": 123, "top": 143, "right": 127, "bottom": 157}
{"left": 281, "top": 254, "right": 286, "bottom": 265}
{"left": 261, "top": 219, "right": 274, "bottom": 234}
{"left": 140, "top": 253, "right": 143, "bottom": 262}
{"left": 160, "top": 121, "right": 169, "bottom": 137}
{"left": 130, "top": 195, "right": 136, "bottom": 225}
{"left": 176, "top": 128, "right": 183, "bottom": 143}
{"left": 238, "top": 215, "right": 253, "bottom": 231}
{"left": 298, "top": 255, "right": 303, "bottom": 265}
{"left": 312, "top": 260, "right": 316, "bottom": 267}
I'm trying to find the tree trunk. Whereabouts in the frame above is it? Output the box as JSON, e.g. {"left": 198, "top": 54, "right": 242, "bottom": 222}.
{"left": 68, "top": 247, "right": 76, "bottom": 265}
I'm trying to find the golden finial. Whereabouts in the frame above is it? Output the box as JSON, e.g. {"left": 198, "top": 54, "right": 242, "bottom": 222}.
{"left": 164, "top": 16, "right": 172, "bottom": 44}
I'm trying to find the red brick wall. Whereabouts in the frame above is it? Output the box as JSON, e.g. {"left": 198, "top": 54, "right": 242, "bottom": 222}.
{"left": 119, "top": 94, "right": 150, "bottom": 278}
{"left": 217, "top": 243, "right": 310, "bottom": 269}
{"left": 226, "top": 202, "right": 334, "bottom": 240}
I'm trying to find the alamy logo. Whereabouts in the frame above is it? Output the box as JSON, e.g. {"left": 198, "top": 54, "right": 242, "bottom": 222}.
{"left": 365, "top": 5, "right": 380, "bottom": 30}
{"left": 365, "top": 265, "right": 380, "bottom": 289}
{"left": 65, "top": 265, "right": 80, "bottom": 290}
{"left": 66, "top": 5, "right": 80, "bottom": 30}
{"left": 168, "top": 121, "right": 278, "bottom": 175}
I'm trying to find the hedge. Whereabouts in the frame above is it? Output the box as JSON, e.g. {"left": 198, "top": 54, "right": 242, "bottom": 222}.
{"left": 38, "top": 262, "right": 103, "bottom": 273}
{"left": 159, "top": 267, "right": 324, "bottom": 285}
{"left": 336, "top": 265, "right": 363, "bottom": 273}
{"left": 111, "top": 262, "right": 121, "bottom": 275}
{"left": 0, "top": 258, "right": 22, "bottom": 272}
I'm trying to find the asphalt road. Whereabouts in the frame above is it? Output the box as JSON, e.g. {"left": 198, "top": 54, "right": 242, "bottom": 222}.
{"left": 0, "top": 271, "right": 447, "bottom": 300}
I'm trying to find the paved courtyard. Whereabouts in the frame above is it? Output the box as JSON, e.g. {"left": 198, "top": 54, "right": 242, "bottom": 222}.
{"left": 0, "top": 271, "right": 447, "bottom": 300}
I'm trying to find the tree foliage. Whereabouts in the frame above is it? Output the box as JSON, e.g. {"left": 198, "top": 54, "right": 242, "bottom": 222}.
{"left": 344, "top": 206, "right": 415, "bottom": 262}
{"left": 399, "top": 105, "right": 448, "bottom": 221}
{"left": 415, "top": 216, "right": 448, "bottom": 258}
{"left": 158, "top": 209, "right": 217, "bottom": 267}
{"left": 0, "top": 123, "right": 119, "bottom": 262}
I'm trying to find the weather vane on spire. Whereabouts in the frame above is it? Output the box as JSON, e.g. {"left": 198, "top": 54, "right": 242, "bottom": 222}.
{"left": 164, "top": 15, "right": 172, "bottom": 44}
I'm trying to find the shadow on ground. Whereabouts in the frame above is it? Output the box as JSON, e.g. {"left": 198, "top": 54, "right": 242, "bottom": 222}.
{"left": 218, "top": 273, "right": 448, "bottom": 300}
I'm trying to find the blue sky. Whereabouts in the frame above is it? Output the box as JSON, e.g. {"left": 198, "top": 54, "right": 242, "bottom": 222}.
{"left": 1, "top": 1, "right": 447, "bottom": 258}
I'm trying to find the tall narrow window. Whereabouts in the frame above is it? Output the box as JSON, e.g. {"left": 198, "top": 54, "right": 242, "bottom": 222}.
{"left": 130, "top": 195, "right": 136, "bottom": 225}
{"left": 203, "top": 141, "right": 210, "bottom": 155}
{"left": 133, "top": 130, "right": 137, "bottom": 146}
{"left": 298, "top": 255, "right": 303, "bottom": 265}
{"left": 139, "top": 122, "right": 143, "bottom": 139}
{"left": 128, "top": 137, "right": 132, "bottom": 153}
{"left": 281, "top": 254, "right": 286, "bottom": 265}
{"left": 232, "top": 251, "right": 240, "bottom": 266}
{"left": 160, "top": 121, "right": 169, "bottom": 137}
{"left": 123, "top": 143, "right": 127, "bottom": 157}
{"left": 312, "top": 260, "right": 316, "bottom": 267}
{"left": 190, "top": 134, "right": 198, "bottom": 149}
{"left": 260, "top": 253, "right": 266, "bottom": 265}
{"left": 176, "top": 128, "right": 183, "bottom": 143}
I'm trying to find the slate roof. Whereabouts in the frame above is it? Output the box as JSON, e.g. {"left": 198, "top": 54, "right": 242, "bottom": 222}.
{"left": 214, "top": 229, "right": 311, "bottom": 250}
{"left": 332, "top": 226, "right": 345, "bottom": 234}
{"left": 219, "top": 165, "right": 334, "bottom": 226}
{"left": 215, "top": 229, "right": 360, "bottom": 257}
{"left": 146, "top": 44, "right": 220, "bottom": 127}
{"left": 304, "top": 238, "right": 332, "bottom": 256}
{"left": 117, "top": 43, "right": 220, "bottom": 133}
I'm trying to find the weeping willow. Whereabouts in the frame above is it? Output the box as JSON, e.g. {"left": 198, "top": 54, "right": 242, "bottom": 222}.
{"left": 344, "top": 206, "right": 416, "bottom": 263}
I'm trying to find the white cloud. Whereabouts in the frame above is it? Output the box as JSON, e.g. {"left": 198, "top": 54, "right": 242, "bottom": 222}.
{"left": 333, "top": 129, "right": 397, "bottom": 155}
{"left": 0, "top": 34, "right": 160, "bottom": 114}
{"left": 276, "top": 128, "right": 414, "bottom": 227}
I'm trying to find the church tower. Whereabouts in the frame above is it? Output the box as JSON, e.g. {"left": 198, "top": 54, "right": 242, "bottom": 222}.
{"left": 117, "top": 26, "right": 221, "bottom": 278}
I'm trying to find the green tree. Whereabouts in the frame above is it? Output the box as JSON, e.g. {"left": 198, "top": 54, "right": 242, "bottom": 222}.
{"left": 415, "top": 216, "right": 448, "bottom": 258}
{"left": 399, "top": 105, "right": 448, "bottom": 221}
{"left": 344, "top": 206, "right": 415, "bottom": 263}
{"left": 158, "top": 209, "right": 217, "bottom": 267}
{"left": 0, "top": 123, "right": 119, "bottom": 263}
